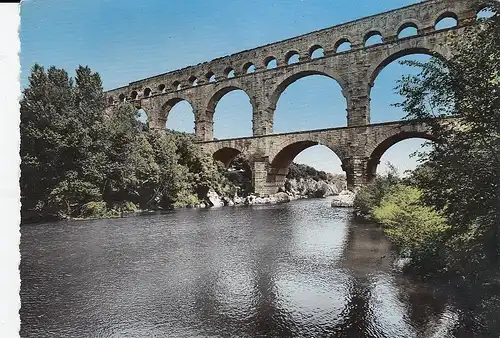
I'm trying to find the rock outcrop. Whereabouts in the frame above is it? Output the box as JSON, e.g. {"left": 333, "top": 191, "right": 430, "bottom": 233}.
{"left": 206, "top": 190, "right": 224, "bottom": 208}
{"left": 285, "top": 177, "right": 346, "bottom": 199}
{"left": 330, "top": 190, "right": 356, "bottom": 208}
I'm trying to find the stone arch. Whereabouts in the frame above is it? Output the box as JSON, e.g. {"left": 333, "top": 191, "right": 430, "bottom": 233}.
{"left": 213, "top": 147, "right": 243, "bottom": 168}
{"left": 268, "top": 64, "right": 348, "bottom": 112}
{"left": 269, "top": 136, "right": 346, "bottom": 172}
{"left": 265, "top": 56, "right": 278, "bottom": 69}
{"left": 396, "top": 21, "right": 420, "bottom": 38}
{"left": 434, "top": 11, "right": 459, "bottom": 29}
{"left": 368, "top": 46, "right": 448, "bottom": 88}
{"left": 243, "top": 62, "right": 255, "bottom": 74}
{"left": 364, "top": 30, "right": 384, "bottom": 47}
{"left": 143, "top": 87, "right": 152, "bottom": 97}
{"left": 267, "top": 137, "right": 347, "bottom": 189}
{"left": 224, "top": 67, "right": 235, "bottom": 78}
{"left": 309, "top": 44, "right": 324, "bottom": 59}
{"left": 156, "top": 96, "right": 197, "bottom": 133}
{"left": 130, "top": 90, "right": 138, "bottom": 100}
{"left": 334, "top": 38, "right": 352, "bottom": 53}
{"left": 107, "top": 96, "right": 114, "bottom": 105}
{"left": 157, "top": 84, "right": 166, "bottom": 93}
{"left": 285, "top": 50, "right": 300, "bottom": 64}
{"left": 172, "top": 80, "right": 181, "bottom": 91}
{"left": 206, "top": 71, "right": 216, "bottom": 83}
{"left": 188, "top": 76, "right": 198, "bottom": 86}
{"left": 206, "top": 85, "right": 256, "bottom": 115}
{"left": 118, "top": 94, "right": 126, "bottom": 102}
{"left": 366, "top": 130, "right": 437, "bottom": 181}
{"left": 205, "top": 84, "right": 256, "bottom": 139}
{"left": 476, "top": 5, "right": 496, "bottom": 20}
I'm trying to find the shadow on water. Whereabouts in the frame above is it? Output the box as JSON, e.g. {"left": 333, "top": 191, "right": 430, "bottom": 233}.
{"left": 19, "top": 199, "right": 500, "bottom": 337}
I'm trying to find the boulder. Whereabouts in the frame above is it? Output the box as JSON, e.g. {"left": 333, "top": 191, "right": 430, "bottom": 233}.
{"left": 233, "top": 195, "right": 244, "bottom": 205}
{"left": 206, "top": 190, "right": 224, "bottom": 208}
{"left": 273, "top": 192, "right": 291, "bottom": 203}
{"left": 330, "top": 190, "right": 356, "bottom": 208}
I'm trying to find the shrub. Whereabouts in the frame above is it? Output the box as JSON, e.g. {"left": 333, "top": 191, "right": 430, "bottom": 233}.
{"left": 372, "top": 184, "right": 450, "bottom": 261}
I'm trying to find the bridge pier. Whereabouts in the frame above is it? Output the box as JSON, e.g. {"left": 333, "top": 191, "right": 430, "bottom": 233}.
{"left": 343, "top": 156, "right": 369, "bottom": 191}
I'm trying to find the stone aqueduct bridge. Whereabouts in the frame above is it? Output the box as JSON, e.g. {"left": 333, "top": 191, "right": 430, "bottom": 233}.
{"left": 105, "top": 0, "right": 484, "bottom": 195}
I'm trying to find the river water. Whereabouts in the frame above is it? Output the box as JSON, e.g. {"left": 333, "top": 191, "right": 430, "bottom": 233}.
{"left": 19, "top": 198, "right": 495, "bottom": 337}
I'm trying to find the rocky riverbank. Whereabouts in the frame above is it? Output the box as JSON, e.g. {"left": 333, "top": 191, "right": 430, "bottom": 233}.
{"left": 198, "top": 177, "right": 353, "bottom": 208}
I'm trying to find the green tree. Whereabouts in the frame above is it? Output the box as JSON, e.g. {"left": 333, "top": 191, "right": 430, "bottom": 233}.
{"left": 372, "top": 184, "right": 449, "bottom": 267}
{"left": 395, "top": 1, "right": 500, "bottom": 273}
{"left": 20, "top": 64, "right": 109, "bottom": 220}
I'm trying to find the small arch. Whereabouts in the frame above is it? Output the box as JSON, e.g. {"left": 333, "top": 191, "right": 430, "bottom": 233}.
{"left": 213, "top": 147, "right": 242, "bottom": 168}
{"left": 367, "top": 131, "right": 437, "bottom": 181}
{"left": 172, "top": 81, "right": 181, "bottom": 91}
{"left": 397, "top": 22, "right": 419, "bottom": 39}
{"left": 118, "top": 94, "right": 125, "bottom": 102}
{"left": 189, "top": 76, "right": 198, "bottom": 86}
{"left": 143, "top": 88, "right": 152, "bottom": 97}
{"left": 157, "top": 84, "right": 166, "bottom": 93}
{"left": 107, "top": 96, "right": 114, "bottom": 105}
{"left": 265, "top": 56, "right": 277, "bottom": 69}
{"left": 435, "top": 12, "right": 458, "bottom": 30}
{"left": 206, "top": 71, "right": 216, "bottom": 83}
{"left": 243, "top": 62, "right": 255, "bottom": 74}
{"left": 334, "top": 38, "right": 352, "bottom": 53}
{"left": 309, "top": 45, "right": 324, "bottom": 59}
{"left": 477, "top": 7, "right": 496, "bottom": 20}
{"left": 224, "top": 67, "right": 235, "bottom": 78}
{"left": 364, "top": 31, "right": 384, "bottom": 47}
{"left": 130, "top": 91, "right": 138, "bottom": 100}
{"left": 285, "top": 51, "right": 300, "bottom": 64}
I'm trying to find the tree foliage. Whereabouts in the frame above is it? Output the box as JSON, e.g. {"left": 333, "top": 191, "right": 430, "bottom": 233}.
{"left": 19, "top": 64, "right": 237, "bottom": 222}
{"left": 394, "top": 1, "right": 500, "bottom": 272}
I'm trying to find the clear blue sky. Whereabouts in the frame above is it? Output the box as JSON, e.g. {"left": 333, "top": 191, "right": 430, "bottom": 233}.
{"left": 20, "top": 0, "right": 450, "bottom": 176}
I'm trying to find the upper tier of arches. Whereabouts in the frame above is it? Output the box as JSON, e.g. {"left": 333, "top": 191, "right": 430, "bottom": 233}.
{"left": 107, "top": 0, "right": 479, "bottom": 104}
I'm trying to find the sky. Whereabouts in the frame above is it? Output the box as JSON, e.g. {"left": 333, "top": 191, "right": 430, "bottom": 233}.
{"left": 20, "top": 0, "right": 468, "bottom": 176}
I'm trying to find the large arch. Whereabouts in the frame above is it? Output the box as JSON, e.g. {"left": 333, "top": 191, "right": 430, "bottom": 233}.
{"left": 269, "top": 66, "right": 348, "bottom": 133}
{"left": 205, "top": 85, "right": 256, "bottom": 140}
{"left": 367, "top": 46, "right": 450, "bottom": 124}
{"left": 267, "top": 139, "right": 347, "bottom": 193}
{"left": 269, "top": 137, "right": 346, "bottom": 175}
{"left": 368, "top": 47, "right": 448, "bottom": 88}
{"left": 366, "top": 131, "right": 437, "bottom": 181}
{"left": 161, "top": 97, "right": 196, "bottom": 133}
{"left": 212, "top": 147, "right": 243, "bottom": 168}
{"left": 269, "top": 66, "right": 348, "bottom": 110}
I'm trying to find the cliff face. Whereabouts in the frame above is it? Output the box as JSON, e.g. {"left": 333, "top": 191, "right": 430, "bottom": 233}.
{"left": 283, "top": 177, "right": 347, "bottom": 198}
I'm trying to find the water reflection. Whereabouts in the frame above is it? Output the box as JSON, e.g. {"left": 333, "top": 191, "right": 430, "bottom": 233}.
{"left": 20, "top": 199, "right": 498, "bottom": 337}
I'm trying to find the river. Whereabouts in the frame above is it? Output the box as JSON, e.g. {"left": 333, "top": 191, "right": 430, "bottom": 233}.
{"left": 19, "top": 198, "right": 493, "bottom": 337}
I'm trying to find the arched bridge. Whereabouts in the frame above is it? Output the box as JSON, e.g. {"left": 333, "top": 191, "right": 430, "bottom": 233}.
{"left": 104, "top": 0, "right": 486, "bottom": 195}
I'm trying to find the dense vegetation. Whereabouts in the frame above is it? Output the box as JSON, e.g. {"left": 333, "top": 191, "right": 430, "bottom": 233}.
{"left": 20, "top": 65, "right": 237, "bottom": 223}
{"left": 354, "top": 4, "right": 499, "bottom": 333}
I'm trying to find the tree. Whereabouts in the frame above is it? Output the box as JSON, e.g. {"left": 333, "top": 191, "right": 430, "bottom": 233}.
{"left": 395, "top": 1, "right": 500, "bottom": 273}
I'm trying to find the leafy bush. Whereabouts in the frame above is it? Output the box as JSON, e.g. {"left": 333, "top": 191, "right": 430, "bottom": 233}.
{"left": 80, "top": 201, "right": 119, "bottom": 219}
{"left": 372, "top": 184, "right": 449, "bottom": 260}
{"left": 353, "top": 163, "right": 400, "bottom": 218}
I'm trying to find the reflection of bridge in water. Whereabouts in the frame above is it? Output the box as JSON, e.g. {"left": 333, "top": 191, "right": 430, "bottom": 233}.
{"left": 105, "top": 0, "right": 484, "bottom": 194}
